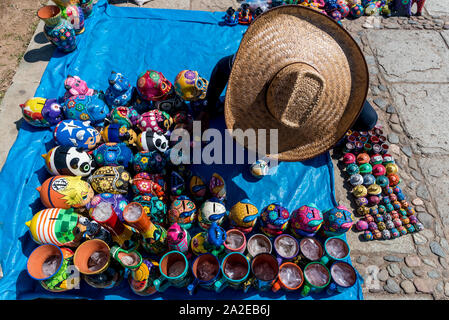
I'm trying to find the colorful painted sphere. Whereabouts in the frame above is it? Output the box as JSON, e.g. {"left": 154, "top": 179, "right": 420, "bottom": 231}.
{"left": 174, "top": 70, "right": 209, "bottom": 101}
{"left": 346, "top": 163, "right": 359, "bottom": 175}
{"left": 259, "top": 202, "right": 291, "bottom": 237}
{"left": 373, "top": 230, "right": 382, "bottom": 240}
{"left": 388, "top": 174, "right": 401, "bottom": 186}
{"left": 386, "top": 203, "right": 394, "bottom": 212}
{"left": 136, "top": 70, "right": 173, "bottom": 101}
{"left": 339, "top": 3, "right": 350, "bottom": 17}
{"left": 364, "top": 214, "right": 374, "bottom": 223}
{"left": 390, "top": 228, "right": 400, "bottom": 238}
{"left": 377, "top": 222, "right": 386, "bottom": 231}
{"left": 290, "top": 204, "right": 323, "bottom": 237}
{"left": 405, "top": 224, "right": 415, "bottom": 233}
{"left": 356, "top": 197, "right": 369, "bottom": 207}
{"left": 398, "top": 226, "right": 407, "bottom": 236}
{"left": 350, "top": 4, "right": 364, "bottom": 18}
{"left": 386, "top": 221, "right": 395, "bottom": 230}
{"left": 385, "top": 163, "right": 399, "bottom": 175}
{"left": 393, "top": 218, "right": 402, "bottom": 228}
{"left": 198, "top": 198, "right": 227, "bottom": 231}
{"left": 350, "top": 174, "right": 364, "bottom": 186}
{"left": 133, "top": 194, "right": 167, "bottom": 226}
{"left": 383, "top": 186, "right": 394, "bottom": 194}
{"left": 133, "top": 151, "right": 167, "bottom": 174}
{"left": 137, "top": 110, "right": 173, "bottom": 134}
{"left": 167, "top": 195, "right": 197, "bottom": 229}
{"left": 356, "top": 220, "right": 368, "bottom": 231}
{"left": 374, "top": 214, "right": 383, "bottom": 223}
{"left": 409, "top": 215, "right": 418, "bottom": 224}
{"left": 389, "top": 193, "right": 398, "bottom": 202}
{"left": 383, "top": 154, "right": 395, "bottom": 165}
{"left": 367, "top": 184, "right": 382, "bottom": 195}
{"left": 228, "top": 199, "right": 259, "bottom": 234}
{"left": 88, "top": 166, "right": 131, "bottom": 194}
{"left": 372, "top": 164, "right": 386, "bottom": 177}
{"left": 342, "top": 153, "right": 356, "bottom": 165}
{"left": 414, "top": 222, "right": 424, "bottom": 231}
{"left": 364, "top": 230, "right": 373, "bottom": 240}
{"left": 322, "top": 205, "right": 354, "bottom": 237}
{"left": 378, "top": 205, "right": 386, "bottom": 214}
{"left": 363, "top": 174, "right": 376, "bottom": 186}
{"left": 368, "top": 222, "right": 378, "bottom": 231}
{"left": 250, "top": 159, "right": 269, "bottom": 178}
{"left": 382, "top": 230, "right": 391, "bottom": 240}
{"left": 369, "top": 207, "right": 379, "bottom": 215}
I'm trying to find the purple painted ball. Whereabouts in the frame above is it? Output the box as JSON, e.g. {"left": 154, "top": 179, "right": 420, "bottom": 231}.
{"left": 330, "top": 10, "right": 342, "bottom": 21}
{"left": 290, "top": 204, "right": 323, "bottom": 237}
{"left": 356, "top": 197, "right": 369, "bottom": 207}
{"left": 356, "top": 220, "right": 369, "bottom": 231}
{"left": 368, "top": 221, "right": 378, "bottom": 231}
{"left": 409, "top": 215, "right": 418, "bottom": 224}
{"left": 368, "top": 195, "right": 380, "bottom": 206}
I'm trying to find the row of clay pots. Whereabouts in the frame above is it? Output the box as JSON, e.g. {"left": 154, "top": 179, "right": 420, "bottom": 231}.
{"left": 37, "top": 1, "right": 94, "bottom": 53}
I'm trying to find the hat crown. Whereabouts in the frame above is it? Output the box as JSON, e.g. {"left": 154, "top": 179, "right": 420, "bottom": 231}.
{"left": 266, "top": 63, "right": 324, "bottom": 129}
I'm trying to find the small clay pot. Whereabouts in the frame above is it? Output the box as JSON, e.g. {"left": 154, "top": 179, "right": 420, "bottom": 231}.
{"left": 74, "top": 239, "right": 110, "bottom": 275}
{"left": 27, "top": 244, "right": 63, "bottom": 280}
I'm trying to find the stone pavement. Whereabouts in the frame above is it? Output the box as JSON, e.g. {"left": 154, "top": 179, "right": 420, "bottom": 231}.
{"left": 1, "top": 0, "right": 449, "bottom": 299}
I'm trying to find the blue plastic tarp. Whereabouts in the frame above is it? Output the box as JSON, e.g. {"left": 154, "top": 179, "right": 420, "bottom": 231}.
{"left": 0, "top": 0, "right": 363, "bottom": 300}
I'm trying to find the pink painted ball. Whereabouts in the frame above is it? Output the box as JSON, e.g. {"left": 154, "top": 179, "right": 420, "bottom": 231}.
{"left": 356, "top": 220, "right": 369, "bottom": 231}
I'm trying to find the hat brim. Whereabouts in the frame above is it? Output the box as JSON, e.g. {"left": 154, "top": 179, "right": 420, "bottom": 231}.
{"left": 224, "top": 5, "right": 369, "bottom": 162}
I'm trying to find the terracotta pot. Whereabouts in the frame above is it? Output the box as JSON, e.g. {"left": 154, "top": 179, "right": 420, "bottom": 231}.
{"left": 27, "top": 244, "right": 63, "bottom": 280}
{"left": 74, "top": 239, "right": 110, "bottom": 275}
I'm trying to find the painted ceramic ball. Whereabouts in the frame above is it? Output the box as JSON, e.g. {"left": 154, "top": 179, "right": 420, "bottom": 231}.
{"left": 383, "top": 213, "right": 392, "bottom": 222}
{"left": 350, "top": 174, "right": 364, "bottom": 186}
{"left": 400, "top": 216, "right": 410, "bottom": 225}
{"left": 382, "top": 230, "right": 391, "bottom": 240}
{"left": 382, "top": 196, "right": 391, "bottom": 204}
{"left": 370, "top": 154, "right": 383, "bottom": 165}
{"left": 356, "top": 197, "right": 369, "bottom": 207}
{"left": 377, "top": 221, "right": 386, "bottom": 231}
{"left": 228, "top": 199, "right": 259, "bottom": 234}
{"left": 259, "top": 202, "right": 291, "bottom": 236}
{"left": 396, "top": 192, "right": 405, "bottom": 201}
{"left": 372, "top": 164, "right": 386, "bottom": 177}
{"left": 399, "top": 208, "right": 407, "bottom": 216}
{"left": 406, "top": 206, "right": 416, "bottom": 216}
{"left": 131, "top": 172, "right": 165, "bottom": 198}
{"left": 290, "top": 204, "right": 323, "bottom": 237}
{"left": 362, "top": 174, "right": 376, "bottom": 186}
{"left": 409, "top": 215, "right": 418, "bottom": 224}
{"left": 389, "top": 193, "right": 398, "bottom": 202}
{"left": 356, "top": 220, "right": 368, "bottom": 231}
{"left": 374, "top": 214, "right": 383, "bottom": 223}
{"left": 368, "top": 222, "right": 378, "bottom": 231}
{"left": 405, "top": 224, "right": 415, "bottom": 233}
{"left": 388, "top": 174, "right": 401, "bottom": 186}
{"left": 353, "top": 185, "right": 368, "bottom": 198}
{"left": 368, "top": 195, "right": 380, "bottom": 206}
{"left": 393, "top": 186, "right": 402, "bottom": 194}
{"left": 386, "top": 203, "right": 394, "bottom": 212}
{"left": 393, "top": 218, "right": 402, "bottom": 228}
{"left": 369, "top": 207, "right": 379, "bottom": 215}
{"left": 364, "top": 230, "right": 373, "bottom": 241}
{"left": 167, "top": 195, "right": 197, "bottom": 229}
{"left": 86, "top": 193, "right": 129, "bottom": 222}
{"left": 378, "top": 205, "right": 386, "bottom": 214}
{"left": 376, "top": 175, "right": 389, "bottom": 188}
{"left": 350, "top": 4, "right": 364, "bottom": 18}
{"left": 391, "top": 211, "right": 400, "bottom": 220}
{"left": 357, "top": 206, "right": 369, "bottom": 216}
{"left": 342, "top": 153, "right": 356, "bottom": 165}
{"left": 383, "top": 186, "right": 394, "bottom": 194}
{"left": 373, "top": 230, "right": 382, "bottom": 240}
{"left": 398, "top": 226, "right": 407, "bottom": 236}
{"left": 346, "top": 163, "right": 359, "bottom": 175}
{"left": 386, "top": 221, "right": 395, "bottom": 230}
{"left": 136, "top": 70, "right": 173, "bottom": 102}
{"left": 382, "top": 154, "right": 395, "bottom": 164}
{"left": 330, "top": 9, "right": 342, "bottom": 21}
{"left": 133, "top": 194, "right": 167, "bottom": 226}
{"left": 393, "top": 201, "right": 402, "bottom": 210}
{"left": 93, "top": 142, "right": 133, "bottom": 168}
{"left": 364, "top": 214, "right": 374, "bottom": 223}
{"left": 137, "top": 110, "right": 173, "bottom": 134}
{"left": 250, "top": 159, "right": 269, "bottom": 178}
{"left": 413, "top": 222, "right": 424, "bottom": 231}
{"left": 322, "top": 205, "right": 354, "bottom": 236}
{"left": 390, "top": 228, "right": 400, "bottom": 238}
{"left": 385, "top": 163, "right": 399, "bottom": 175}
{"left": 339, "top": 3, "right": 350, "bottom": 17}
{"left": 359, "top": 163, "right": 372, "bottom": 175}
{"left": 133, "top": 151, "right": 167, "bottom": 174}
{"left": 400, "top": 200, "right": 409, "bottom": 207}
{"left": 356, "top": 153, "right": 370, "bottom": 165}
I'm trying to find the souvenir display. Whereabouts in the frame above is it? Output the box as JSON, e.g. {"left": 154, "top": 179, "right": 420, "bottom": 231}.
{"left": 133, "top": 150, "right": 167, "bottom": 174}
{"left": 20, "top": 97, "right": 64, "bottom": 127}
{"left": 37, "top": 175, "right": 94, "bottom": 209}
{"left": 42, "top": 146, "right": 94, "bottom": 177}
{"left": 54, "top": 119, "right": 101, "bottom": 150}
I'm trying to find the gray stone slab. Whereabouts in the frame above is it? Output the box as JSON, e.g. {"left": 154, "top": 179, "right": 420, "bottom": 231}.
{"left": 367, "top": 30, "right": 449, "bottom": 83}
{"left": 390, "top": 83, "right": 449, "bottom": 155}
{"left": 425, "top": 0, "right": 449, "bottom": 18}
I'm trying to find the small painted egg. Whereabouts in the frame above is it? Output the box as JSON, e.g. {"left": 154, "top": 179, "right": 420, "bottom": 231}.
{"left": 363, "top": 174, "right": 376, "bottom": 186}
{"left": 382, "top": 230, "right": 391, "bottom": 240}
{"left": 353, "top": 185, "right": 368, "bottom": 198}
{"left": 364, "top": 230, "right": 374, "bottom": 241}
{"left": 393, "top": 218, "right": 402, "bottom": 228}
{"left": 365, "top": 214, "right": 374, "bottom": 223}
{"left": 391, "top": 212, "right": 400, "bottom": 220}
{"left": 398, "top": 226, "right": 407, "bottom": 236}
{"left": 356, "top": 220, "right": 369, "bottom": 231}
{"left": 383, "top": 213, "right": 392, "bottom": 222}
{"left": 368, "top": 222, "right": 378, "bottom": 231}
{"left": 356, "top": 197, "right": 369, "bottom": 207}
{"left": 383, "top": 186, "right": 394, "bottom": 194}
{"left": 382, "top": 196, "right": 391, "bottom": 204}
{"left": 393, "top": 186, "right": 402, "bottom": 194}
{"left": 350, "top": 174, "right": 364, "bottom": 186}
{"left": 393, "top": 201, "right": 402, "bottom": 210}
{"left": 389, "top": 193, "right": 397, "bottom": 202}
{"left": 377, "top": 222, "right": 386, "bottom": 231}
{"left": 390, "top": 228, "right": 400, "bottom": 238}
{"left": 386, "top": 221, "right": 395, "bottom": 230}
{"left": 376, "top": 175, "right": 389, "bottom": 188}
{"left": 357, "top": 153, "right": 370, "bottom": 164}
{"left": 373, "top": 230, "right": 382, "bottom": 240}
{"left": 400, "top": 216, "right": 410, "bottom": 225}
{"left": 367, "top": 184, "right": 382, "bottom": 195}
{"left": 378, "top": 205, "right": 386, "bottom": 214}
{"left": 359, "top": 163, "right": 372, "bottom": 175}
{"left": 396, "top": 192, "right": 405, "bottom": 201}
{"left": 357, "top": 206, "right": 370, "bottom": 216}
{"left": 400, "top": 200, "right": 409, "bottom": 208}
{"left": 386, "top": 204, "right": 394, "bottom": 212}
{"left": 406, "top": 206, "right": 416, "bottom": 216}
{"left": 369, "top": 207, "right": 379, "bottom": 215}
{"left": 399, "top": 208, "right": 407, "bottom": 216}
{"left": 409, "top": 215, "right": 418, "bottom": 224}
{"left": 405, "top": 224, "right": 415, "bottom": 233}
{"left": 414, "top": 222, "right": 424, "bottom": 231}
{"left": 374, "top": 214, "right": 383, "bottom": 222}
{"left": 343, "top": 153, "right": 356, "bottom": 165}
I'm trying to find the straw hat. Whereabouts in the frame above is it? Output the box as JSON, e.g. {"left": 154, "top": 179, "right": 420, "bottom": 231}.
{"left": 224, "top": 5, "right": 369, "bottom": 162}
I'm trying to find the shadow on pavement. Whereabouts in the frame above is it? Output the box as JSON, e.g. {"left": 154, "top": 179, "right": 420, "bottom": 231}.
{"left": 24, "top": 44, "right": 54, "bottom": 63}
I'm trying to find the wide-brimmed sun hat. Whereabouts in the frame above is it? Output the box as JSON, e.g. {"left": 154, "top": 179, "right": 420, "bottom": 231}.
{"left": 224, "top": 5, "right": 369, "bottom": 162}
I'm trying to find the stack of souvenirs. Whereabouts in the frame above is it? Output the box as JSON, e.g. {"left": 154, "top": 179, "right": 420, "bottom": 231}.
{"left": 21, "top": 67, "right": 360, "bottom": 296}
{"left": 37, "top": 0, "right": 95, "bottom": 53}
{"left": 223, "top": 0, "right": 424, "bottom": 27}
{"left": 340, "top": 126, "right": 424, "bottom": 241}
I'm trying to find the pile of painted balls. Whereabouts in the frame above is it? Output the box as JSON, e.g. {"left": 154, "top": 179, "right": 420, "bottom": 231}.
{"left": 20, "top": 69, "right": 357, "bottom": 296}
{"left": 340, "top": 126, "right": 424, "bottom": 241}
